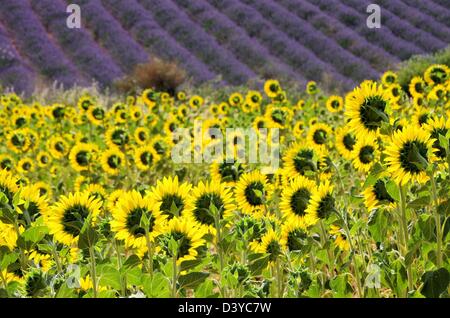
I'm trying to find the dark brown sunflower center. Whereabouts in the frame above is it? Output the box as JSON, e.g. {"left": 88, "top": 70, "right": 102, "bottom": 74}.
{"left": 289, "top": 188, "right": 311, "bottom": 216}
{"left": 160, "top": 194, "right": 184, "bottom": 219}
{"left": 373, "top": 180, "right": 395, "bottom": 204}
{"left": 359, "top": 146, "right": 375, "bottom": 164}
{"left": 313, "top": 129, "right": 327, "bottom": 145}
{"left": 317, "top": 194, "right": 335, "bottom": 219}
{"left": 107, "top": 155, "right": 121, "bottom": 169}
{"left": 360, "top": 96, "right": 388, "bottom": 131}
{"left": 62, "top": 204, "right": 90, "bottom": 237}
{"left": 140, "top": 151, "right": 153, "bottom": 166}
{"left": 92, "top": 108, "right": 104, "bottom": 120}
{"left": 343, "top": 134, "right": 356, "bottom": 151}
{"left": 218, "top": 163, "right": 244, "bottom": 183}
{"left": 266, "top": 240, "right": 282, "bottom": 261}
{"left": 194, "top": 193, "right": 224, "bottom": 226}
{"left": 244, "top": 181, "right": 265, "bottom": 206}
{"left": 75, "top": 151, "right": 90, "bottom": 166}
{"left": 126, "top": 207, "right": 154, "bottom": 237}
{"left": 271, "top": 110, "right": 285, "bottom": 125}
{"left": 430, "top": 68, "right": 448, "bottom": 84}
{"left": 431, "top": 128, "right": 448, "bottom": 159}
{"left": 293, "top": 150, "right": 316, "bottom": 175}
{"left": 111, "top": 129, "right": 129, "bottom": 146}
{"left": 399, "top": 141, "right": 428, "bottom": 173}
{"left": 287, "top": 229, "right": 307, "bottom": 251}
{"left": 331, "top": 100, "right": 340, "bottom": 109}
{"left": 414, "top": 83, "right": 423, "bottom": 94}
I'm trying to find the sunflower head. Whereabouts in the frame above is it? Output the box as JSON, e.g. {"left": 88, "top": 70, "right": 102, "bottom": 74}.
{"left": 305, "top": 181, "right": 335, "bottom": 224}
{"left": 235, "top": 171, "right": 273, "bottom": 216}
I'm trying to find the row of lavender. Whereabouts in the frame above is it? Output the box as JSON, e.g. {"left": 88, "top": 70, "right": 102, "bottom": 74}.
{"left": 1, "top": 0, "right": 449, "bottom": 94}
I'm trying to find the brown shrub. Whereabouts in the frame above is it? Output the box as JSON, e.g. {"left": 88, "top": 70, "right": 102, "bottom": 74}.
{"left": 115, "top": 57, "right": 186, "bottom": 96}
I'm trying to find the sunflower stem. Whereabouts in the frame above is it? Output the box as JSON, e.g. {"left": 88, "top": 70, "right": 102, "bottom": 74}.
{"left": 171, "top": 253, "right": 178, "bottom": 298}
{"left": 51, "top": 241, "right": 63, "bottom": 275}
{"left": 114, "top": 239, "right": 127, "bottom": 297}
{"left": 145, "top": 233, "right": 154, "bottom": 277}
{"left": 429, "top": 165, "right": 443, "bottom": 268}
{"left": 399, "top": 185, "right": 413, "bottom": 294}
{"left": 88, "top": 245, "right": 98, "bottom": 298}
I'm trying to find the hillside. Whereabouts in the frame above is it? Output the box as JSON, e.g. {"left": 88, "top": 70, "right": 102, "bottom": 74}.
{"left": 1, "top": 0, "right": 450, "bottom": 94}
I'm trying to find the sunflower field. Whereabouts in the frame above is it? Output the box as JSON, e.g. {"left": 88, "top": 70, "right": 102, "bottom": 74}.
{"left": 0, "top": 64, "right": 449, "bottom": 299}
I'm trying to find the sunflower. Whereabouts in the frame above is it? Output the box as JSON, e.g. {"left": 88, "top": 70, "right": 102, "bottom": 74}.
{"left": 185, "top": 181, "right": 235, "bottom": 233}
{"left": 77, "top": 95, "right": 95, "bottom": 113}
{"left": 264, "top": 79, "right": 281, "bottom": 98}
{"left": 134, "top": 145, "right": 161, "bottom": 171}
{"left": 177, "top": 104, "right": 189, "bottom": 118}
{"left": 428, "top": 84, "right": 447, "bottom": 101}
{"left": 69, "top": 143, "right": 98, "bottom": 172}
{"left": 335, "top": 126, "right": 356, "bottom": 160}
{"left": 229, "top": 93, "right": 244, "bottom": 107}
{"left": 424, "top": 64, "right": 450, "bottom": 86}
{"left": 326, "top": 95, "right": 344, "bottom": 113}
{"left": 345, "top": 81, "right": 391, "bottom": 137}
{"left": 47, "top": 136, "right": 69, "bottom": 159}
{"left": 329, "top": 225, "right": 350, "bottom": 251}
{"left": 411, "top": 107, "right": 430, "bottom": 127}
{"left": 150, "top": 135, "right": 170, "bottom": 156}
{"left": 413, "top": 95, "right": 426, "bottom": 108}
{"left": 280, "top": 176, "right": 317, "bottom": 225}
{"left": 0, "top": 154, "right": 14, "bottom": 171}
{"left": 252, "top": 229, "right": 286, "bottom": 262}
{"left": 363, "top": 177, "right": 396, "bottom": 211}
{"left": 133, "top": 127, "right": 149, "bottom": 145}
{"left": 17, "top": 158, "right": 34, "bottom": 174}
{"left": 146, "top": 176, "right": 191, "bottom": 219}
{"left": 385, "top": 126, "right": 435, "bottom": 185}
{"left": 409, "top": 76, "right": 426, "bottom": 96}
{"left": 160, "top": 217, "right": 207, "bottom": 265}
{"left": 110, "top": 190, "right": 166, "bottom": 249}
{"left": 307, "top": 123, "right": 333, "bottom": 151}
{"left": 281, "top": 221, "right": 308, "bottom": 252}
{"left": 84, "top": 184, "right": 107, "bottom": 203}
{"left": 6, "top": 129, "right": 30, "bottom": 153}
{"left": 210, "top": 161, "right": 246, "bottom": 186}
{"left": 252, "top": 116, "right": 270, "bottom": 131}
{"left": 422, "top": 116, "right": 450, "bottom": 160}
{"left": 111, "top": 102, "right": 126, "bottom": 114}
{"left": 33, "top": 181, "right": 53, "bottom": 199}
{"left": 351, "top": 135, "right": 379, "bottom": 173}
{"left": 305, "top": 180, "right": 335, "bottom": 223}
{"left": 163, "top": 115, "right": 180, "bottom": 136}
{"left": 292, "top": 121, "right": 305, "bottom": 138}
{"left": 105, "top": 126, "right": 130, "bottom": 149}
{"left": 189, "top": 95, "right": 204, "bottom": 109}
{"left": 101, "top": 148, "right": 125, "bottom": 176}
{"left": 87, "top": 106, "right": 105, "bottom": 126}
{"left": 142, "top": 89, "right": 158, "bottom": 108}
{"left": 45, "top": 192, "right": 102, "bottom": 245}
{"left": 235, "top": 171, "right": 272, "bottom": 216}
{"left": 202, "top": 118, "right": 223, "bottom": 142}
{"left": 283, "top": 142, "right": 320, "bottom": 179}
{"left": 106, "top": 189, "right": 126, "bottom": 213}
{"left": 17, "top": 185, "right": 49, "bottom": 224}
{"left": 381, "top": 71, "right": 397, "bottom": 86}
{"left": 177, "top": 91, "right": 187, "bottom": 101}
{"left": 0, "top": 169, "right": 19, "bottom": 203}
{"left": 265, "top": 106, "right": 292, "bottom": 129}
{"left": 36, "top": 151, "right": 52, "bottom": 168}
{"left": 246, "top": 90, "right": 262, "bottom": 108}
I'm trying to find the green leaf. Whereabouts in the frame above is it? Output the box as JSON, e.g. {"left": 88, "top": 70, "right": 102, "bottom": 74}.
{"left": 22, "top": 226, "right": 48, "bottom": 243}
{"left": 178, "top": 272, "right": 209, "bottom": 290}
{"left": 421, "top": 268, "right": 450, "bottom": 298}
{"left": 330, "top": 274, "right": 349, "bottom": 297}
{"left": 438, "top": 134, "right": 449, "bottom": 152}
{"left": 0, "top": 252, "right": 18, "bottom": 269}
{"left": 195, "top": 279, "right": 217, "bottom": 298}
{"left": 98, "top": 265, "right": 122, "bottom": 290}
{"left": 142, "top": 272, "right": 170, "bottom": 297}
{"left": 180, "top": 258, "right": 203, "bottom": 272}
{"left": 407, "top": 196, "right": 430, "bottom": 209}
{"left": 385, "top": 181, "right": 400, "bottom": 202}
{"left": 248, "top": 254, "right": 270, "bottom": 275}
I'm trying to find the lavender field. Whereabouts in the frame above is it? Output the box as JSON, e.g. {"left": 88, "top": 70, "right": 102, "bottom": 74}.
{"left": 0, "top": 0, "right": 449, "bottom": 94}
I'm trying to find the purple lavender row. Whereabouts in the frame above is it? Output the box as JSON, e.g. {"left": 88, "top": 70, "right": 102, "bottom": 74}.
{"left": 0, "top": 23, "right": 35, "bottom": 95}
{"left": 305, "top": 0, "right": 423, "bottom": 60}
{"left": 278, "top": 0, "right": 399, "bottom": 72}
{"left": 172, "top": 0, "right": 306, "bottom": 85}
{"left": 431, "top": 0, "right": 450, "bottom": 8}
{"left": 30, "top": 0, "right": 123, "bottom": 88}
{"left": 240, "top": 0, "right": 378, "bottom": 83}
{"left": 376, "top": 0, "right": 450, "bottom": 42}
{"left": 401, "top": 0, "right": 450, "bottom": 29}
{"left": 206, "top": 0, "right": 355, "bottom": 89}
{"left": 0, "top": 0, "right": 85, "bottom": 88}
{"left": 137, "top": 0, "right": 255, "bottom": 85}
{"left": 101, "top": 0, "right": 216, "bottom": 84}
{"left": 341, "top": 0, "right": 446, "bottom": 52}
{"left": 68, "top": 0, "right": 149, "bottom": 72}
